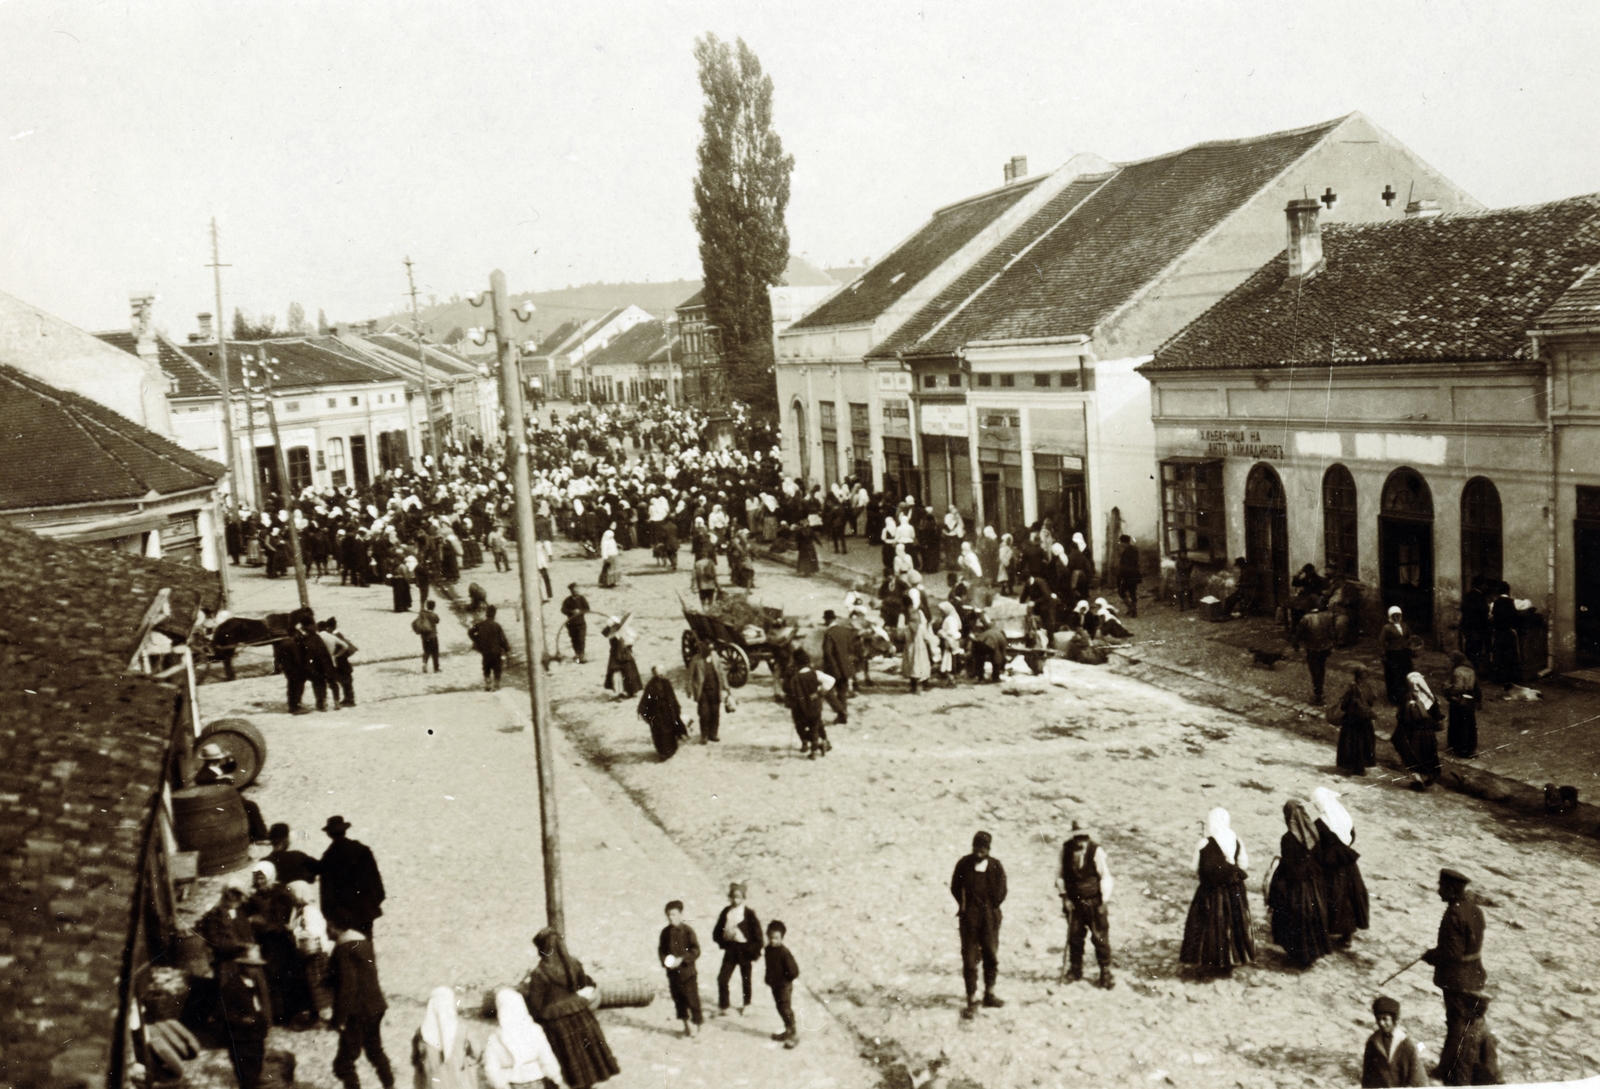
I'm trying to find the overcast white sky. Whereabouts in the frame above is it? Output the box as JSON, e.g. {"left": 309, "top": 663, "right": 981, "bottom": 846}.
{"left": 3, "top": 0, "right": 1598, "bottom": 332}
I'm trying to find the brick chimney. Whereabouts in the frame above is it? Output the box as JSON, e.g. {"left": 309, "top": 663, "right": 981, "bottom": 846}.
{"left": 196, "top": 311, "right": 215, "bottom": 341}
{"left": 1285, "top": 199, "right": 1324, "bottom": 280}
{"left": 1405, "top": 198, "right": 1442, "bottom": 220}
{"left": 129, "top": 291, "right": 158, "bottom": 362}
{"left": 1003, "top": 155, "right": 1028, "bottom": 184}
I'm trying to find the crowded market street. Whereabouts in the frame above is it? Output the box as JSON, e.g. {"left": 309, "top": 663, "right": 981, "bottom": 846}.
{"left": 204, "top": 540, "right": 1600, "bottom": 1089}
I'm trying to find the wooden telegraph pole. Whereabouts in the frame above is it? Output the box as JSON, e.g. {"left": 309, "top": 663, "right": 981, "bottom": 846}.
{"left": 245, "top": 352, "right": 312, "bottom": 611}
{"left": 484, "top": 270, "right": 562, "bottom": 933}
{"left": 405, "top": 257, "right": 436, "bottom": 464}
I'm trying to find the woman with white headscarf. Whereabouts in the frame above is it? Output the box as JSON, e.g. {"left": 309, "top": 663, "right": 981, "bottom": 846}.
{"left": 597, "top": 525, "right": 620, "bottom": 588}
{"left": 936, "top": 601, "right": 963, "bottom": 684}
{"left": 1310, "top": 787, "right": 1370, "bottom": 943}
{"left": 411, "top": 986, "right": 479, "bottom": 1088}
{"left": 1067, "top": 531, "right": 1095, "bottom": 600}
{"left": 1179, "top": 808, "right": 1256, "bottom": 976}
{"left": 902, "top": 605, "right": 935, "bottom": 695}
{"left": 482, "top": 987, "right": 561, "bottom": 1089}
{"left": 1392, "top": 671, "right": 1443, "bottom": 789}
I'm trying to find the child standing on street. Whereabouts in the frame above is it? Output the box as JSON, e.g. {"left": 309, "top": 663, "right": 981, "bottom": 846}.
{"left": 1360, "top": 995, "right": 1427, "bottom": 1087}
{"left": 412, "top": 601, "right": 441, "bottom": 673}
{"left": 659, "top": 901, "right": 703, "bottom": 1037}
{"left": 764, "top": 921, "right": 800, "bottom": 1049}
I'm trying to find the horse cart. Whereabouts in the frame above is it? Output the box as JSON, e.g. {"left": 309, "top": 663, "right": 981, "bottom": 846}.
{"left": 679, "top": 600, "right": 790, "bottom": 688}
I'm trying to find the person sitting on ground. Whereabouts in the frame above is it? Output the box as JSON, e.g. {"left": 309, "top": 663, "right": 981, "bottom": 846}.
{"left": 966, "top": 612, "right": 1010, "bottom": 683}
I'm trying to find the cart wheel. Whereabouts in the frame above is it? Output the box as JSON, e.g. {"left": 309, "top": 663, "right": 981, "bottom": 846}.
{"left": 681, "top": 629, "right": 697, "bottom": 666}
{"left": 719, "top": 643, "right": 750, "bottom": 688}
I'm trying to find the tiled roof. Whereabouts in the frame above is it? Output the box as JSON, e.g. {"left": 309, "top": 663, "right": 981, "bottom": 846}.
{"left": 1147, "top": 194, "right": 1600, "bottom": 372}
{"left": 1538, "top": 262, "right": 1600, "bottom": 330}
{"left": 583, "top": 320, "right": 675, "bottom": 369}
{"left": 0, "top": 364, "right": 224, "bottom": 510}
{"left": 0, "top": 521, "right": 219, "bottom": 1086}
{"left": 789, "top": 176, "right": 1047, "bottom": 331}
{"left": 530, "top": 321, "right": 583, "bottom": 357}
{"left": 93, "top": 332, "right": 221, "bottom": 400}
{"left": 179, "top": 338, "right": 401, "bottom": 393}
{"left": 873, "top": 117, "right": 1345, "bottom": 357}
{"left": 675, "top": 290, "right": 706, "bottom": 312}
{"left": 365, "top": 334, "right": 477, "bottom": 376}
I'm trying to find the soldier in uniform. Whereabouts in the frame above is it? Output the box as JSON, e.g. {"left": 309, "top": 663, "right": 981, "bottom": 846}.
{"left": 1420, "top": 868, "right": 1489, "bottom": 1082}
{"left": 1055, "top": 820, "right": 1115, "bottom": 989}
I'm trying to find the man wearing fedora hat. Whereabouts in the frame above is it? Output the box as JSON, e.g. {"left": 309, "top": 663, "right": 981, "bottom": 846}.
{"left": 319, "top": 816, "right": 386, "bottom": 939}
{"left": 217, "top": 943, "right": 273, "bottom": 1089}
{"left": 561, "top": 582, "right": 590, "bottom": 663}
{"left": 820, "top": 609, "right": 855, "bottom": 725}
{"left": 1056, "top": 820, "right": 1115, "bottom": 989}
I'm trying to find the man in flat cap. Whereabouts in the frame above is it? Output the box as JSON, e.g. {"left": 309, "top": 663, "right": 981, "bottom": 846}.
{"left": 1055, "top": 819, "right": 1115, "bottom": 990}
{"left": 950, "top": 830, "right": 1007, "bottom": 1019}
{"left": 1420, "top": 868, "right": 1488, "bottom": 1082}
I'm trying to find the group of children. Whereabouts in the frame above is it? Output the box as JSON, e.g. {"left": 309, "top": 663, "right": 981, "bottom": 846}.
{"left": 657, "top": 884, "right": 802, "bottom": 1049}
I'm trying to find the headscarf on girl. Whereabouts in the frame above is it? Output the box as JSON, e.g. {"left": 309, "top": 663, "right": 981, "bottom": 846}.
{"left": 1312, "top": 786, "right": 1355, "bottom": 846}
{"left": 1283, "top": 800, "right": 1320, "bottom": 852}
{"left": 484, "top": 987, "right": 561, "bottom": 1089}
{"left": 1406, "top": 671, "right": 1436, "bottom": 712}
{"left": 419, "top": 986, "right": 459, "bottom": 1057}
{"left": 1197, "top": 807, "right": 1246, "bottom": 868}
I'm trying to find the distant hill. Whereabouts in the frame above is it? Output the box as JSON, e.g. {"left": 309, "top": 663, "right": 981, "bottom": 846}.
{"left": 371, "top": 279, "right": 703, "bottom": 347}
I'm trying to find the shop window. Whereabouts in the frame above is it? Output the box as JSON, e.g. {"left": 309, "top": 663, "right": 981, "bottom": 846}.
{"left": 1322, "top": 464, "right": 1358, "bottom": 578}
{"left": 286, "top": 446, "right": 312, "bottom": 495}
{"left": 328, "top": 437, "right": 347, "bottom": 487}
{"left": 977, "top": 374, "right": 992, "bottom": 387}
{"left": 1161, "top": 458, "right": 1226, "bottom": 563}
{"left": 849, "top": 403, "right": 872, "bottom": 482}
{"left": 1460, "top": 476, "right": 1503, "bottom": 586}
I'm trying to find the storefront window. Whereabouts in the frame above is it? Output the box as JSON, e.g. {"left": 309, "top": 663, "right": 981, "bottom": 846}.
{"left": 1460, "top": 476, "right": 1502, "bottom": 586}
{"left": 849, "top": 403, "right": 871, "bottom": 482}
{"left": 1161, "top": 458, "right": 1225, "bottom": 563}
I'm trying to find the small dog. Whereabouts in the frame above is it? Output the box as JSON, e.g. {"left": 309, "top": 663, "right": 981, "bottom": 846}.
{"left": 1544, "top": 783, "right": 1580, "bottom": 815}
{"left": 1249, "top": 648, "right": 1286, "bottom": 670}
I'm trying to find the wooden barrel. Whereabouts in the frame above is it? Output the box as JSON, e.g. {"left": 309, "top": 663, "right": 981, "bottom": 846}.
{"left": 170, "top": 785, "right": 251, "bottom": 875}
{"left": 199, "top": 718, "right": 268, "bottom": 788}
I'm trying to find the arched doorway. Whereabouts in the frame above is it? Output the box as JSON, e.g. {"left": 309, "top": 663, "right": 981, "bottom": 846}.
{"left": 1245, "top": 463, "right": 1289, "bottom": 611}
{"left": 1460, "top": 477, "right": 1503, "bottom": 588}
{"left": 1380, "top": 467, "right": 1434, "bottom": 633}
{"left": 791, "top": 399, "right": 810, "bottom": 483}
{"left": 1322, "top": 464, "right": 1358, "bottom": 578}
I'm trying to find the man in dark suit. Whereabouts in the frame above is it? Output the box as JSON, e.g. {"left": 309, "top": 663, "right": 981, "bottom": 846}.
{"left": 327, "top": 915, "right": 394, "bottom": 1089}
{"left": 319, "top": 816, "right": 386, "bottom": 938}
{"left": 1421, "top": 868, "right": 1489, "bottom": 1081}
{"left": 951, "top": 830, "right": 1007, "bottom": 1019}
{"left": 286, "top": 610, "right": 336, "bottom": 714}
{"left": 820, "top": 610, "right": 856, "bottom": 725}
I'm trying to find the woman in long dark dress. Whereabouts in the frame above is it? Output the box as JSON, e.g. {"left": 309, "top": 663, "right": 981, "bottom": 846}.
{"left": 521, "top": 928, "right": 619, "bottom": 1088}
{"left": 1310, "top": 787, "right": 1370, "bottom": 944}
{"left": 1335, "top": 665, "right": 1378, "bottom": 775}
{"left": 795, "top": 521, "right": 820, "bottom": 577}
{"left": 1267, "top": 801, "right": 1332, "bottom": 969}
{"left": 1180, "top": 808, "right": 1256, "bottom": 976}
{"left": 602, "top": 617, "right": 642, "bottom": 699}
{"left": 1379, "top": 606, "right": 1415, "bottom": 704}
{"left": 1392, "top": 671, "right": 1444, "bottom": 790}
{"left": 1442, "top": 651, "right": 1481, "bottom": 757}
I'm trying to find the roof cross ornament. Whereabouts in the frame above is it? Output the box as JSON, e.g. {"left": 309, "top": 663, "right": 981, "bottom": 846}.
{"left": 1320, "top": 187, "right": 1338, "bottom": 210}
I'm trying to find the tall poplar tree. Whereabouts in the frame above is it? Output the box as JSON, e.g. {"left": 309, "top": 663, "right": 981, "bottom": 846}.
{"left": 691, "top": 33, "right": 794, "bottom": 412}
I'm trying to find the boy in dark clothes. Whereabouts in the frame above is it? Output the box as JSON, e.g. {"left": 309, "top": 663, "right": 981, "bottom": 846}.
{"left": 217, "top": 944, "right": 273, "bottom": 1089}
{"left": 764, "top": 920, "right": 800, "bottom": 1049}
{"left": 659, "top": 900, "right": 703, "bottom": 1036}
{"left": 327, "top": 916, "right": 394, "bottom": 1089}
{"left": 1361, "top": 995, "right": 1427, "bottom": 1087}
{"left": 713, "top": 882, "right": 763, "bottom": 1015}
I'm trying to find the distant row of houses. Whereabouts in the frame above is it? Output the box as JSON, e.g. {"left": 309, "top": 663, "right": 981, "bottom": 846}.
{"left": 0, "top": 288, "right": 500, "bottom": 572}
{"left": 771, "top": 110, "right": 1600, "bottom": 674}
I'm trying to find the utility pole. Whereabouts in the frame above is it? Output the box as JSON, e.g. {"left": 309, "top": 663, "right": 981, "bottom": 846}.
{"left": 246, "top": 352, "right": 311, "bottom": 610}
{"left": 484, "top": 269, "right": 562, "bottom": 933}
{"left": 206, "top": 220, "right": 240, "bottom": 514}
{"left": 405, "top": 257, "right": 436, "bottom": 466}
